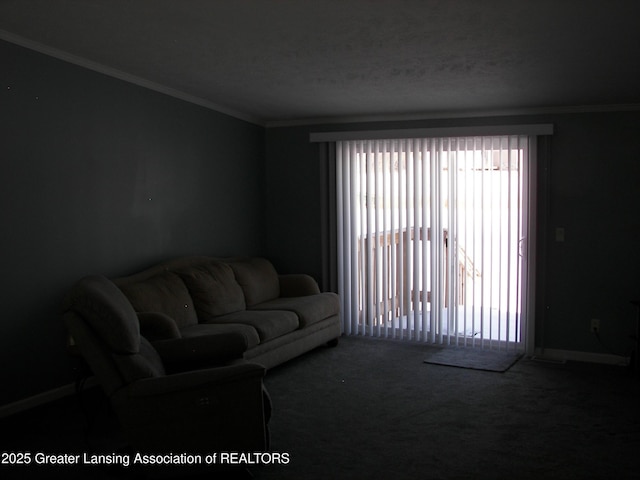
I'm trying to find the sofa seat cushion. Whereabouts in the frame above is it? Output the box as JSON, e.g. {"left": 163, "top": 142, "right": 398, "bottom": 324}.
{"left": 119, "top": 272, "right": 198, "bottom": 329}
{"left": 205, "top": 310, "right": 299, "bottom": 343}
{"left": 250, "top": 292, "right": 340, "bottom": 328}
{"left": 179, "top": 323, "right": 261, "bottom": 350}
{"left": 176, "top": 261, "right": 246, "bottom": 318}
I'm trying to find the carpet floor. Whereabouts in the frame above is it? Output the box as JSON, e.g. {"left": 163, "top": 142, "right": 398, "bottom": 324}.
{"left": 1, "top": 335, "right": 639, "bottom": 480}
{"left": 257, "top": 336, "right": 640, "bottom": 480}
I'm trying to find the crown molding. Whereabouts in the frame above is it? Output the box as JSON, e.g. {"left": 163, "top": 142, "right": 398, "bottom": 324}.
{"left": 1, "top": 29, "right": 265, "bottom": 126}
{"left": 266, "top": 103, "right": 640, "bottom": 128}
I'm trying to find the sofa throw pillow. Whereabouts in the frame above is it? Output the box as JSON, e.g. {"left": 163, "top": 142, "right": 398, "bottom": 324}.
{"left": 119, "top": 272, "right": 198, "bottom": 329}
{"left": 177, "top": 261, "right": 246, "bottom": 320}
{"left": 227, "top": 257, "right": 280, "bottom": 307}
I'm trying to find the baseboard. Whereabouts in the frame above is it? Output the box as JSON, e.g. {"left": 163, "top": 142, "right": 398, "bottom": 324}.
{"left": 0, "top": 377, "right": 96, "bottom": 419}
{"left": 532, "top": 348, "right": 630, "bottom": 366}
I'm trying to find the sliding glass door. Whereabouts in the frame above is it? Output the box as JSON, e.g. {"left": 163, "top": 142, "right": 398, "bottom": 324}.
{"left": 336, "top": 135, "right": 532, "bottom": 351}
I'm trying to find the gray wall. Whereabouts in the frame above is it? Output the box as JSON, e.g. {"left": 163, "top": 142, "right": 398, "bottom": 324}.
{"left": 1, "top": 40, "right": 266, "bottom": 405}
{"left": 266, "top": 112, "right": 640, "bottom": 357}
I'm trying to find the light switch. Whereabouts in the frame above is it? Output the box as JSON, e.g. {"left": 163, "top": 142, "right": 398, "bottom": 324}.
{"left": 555, "top": 227, "right": 565, "bottom": 242}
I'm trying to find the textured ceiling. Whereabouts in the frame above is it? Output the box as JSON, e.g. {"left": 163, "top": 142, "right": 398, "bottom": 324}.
{"left": 1, "top": 0, "right": 640, "bottom": 125}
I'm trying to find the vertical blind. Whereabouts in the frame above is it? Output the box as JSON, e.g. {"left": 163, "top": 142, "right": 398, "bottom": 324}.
{"left": 336, "top": 135, "right": 531, "bottom": 350}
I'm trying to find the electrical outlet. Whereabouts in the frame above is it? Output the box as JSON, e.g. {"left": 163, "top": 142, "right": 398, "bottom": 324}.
{"left": 590, "top": 318, "right": 600, "bottom": 334}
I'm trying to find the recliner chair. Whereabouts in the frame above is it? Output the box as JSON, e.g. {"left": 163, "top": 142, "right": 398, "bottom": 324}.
{"left": 63, "top": 275, "right": 270, "bottom": 460}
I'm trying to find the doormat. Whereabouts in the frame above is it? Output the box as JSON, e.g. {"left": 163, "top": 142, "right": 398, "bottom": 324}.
{"left": 424, "top": 347, "right": 523, "bottom": 372}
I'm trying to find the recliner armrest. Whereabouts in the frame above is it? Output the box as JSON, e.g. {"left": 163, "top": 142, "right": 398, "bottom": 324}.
{"left": 112, "top": 362, "right": 268, "bottom": 453}
{"left": 152, "top": 332, "right": 249, "bottom": 372}
{"left": 278, "top": 274, "right": 321, "bottom": 297}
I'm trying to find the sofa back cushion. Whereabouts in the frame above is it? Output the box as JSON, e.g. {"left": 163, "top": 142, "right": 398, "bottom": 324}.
{"left": 119, "top": 272, "right": 198, "bottom": 328}
{"left": 177, "top": 261, "right": 246, "bottom": 320}
{"left": 227, "top": 257, "right": 280, "bottom": 307}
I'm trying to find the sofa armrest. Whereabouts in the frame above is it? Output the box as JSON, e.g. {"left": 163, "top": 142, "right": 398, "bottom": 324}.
{"left": 137, "top": 312, "right": 181, "bottom": 341}
{"left": 152, "top": 332, "right": 248, "bottom": 372}
{"left": 278, "top": 274, "right": 321, "bottom": 297}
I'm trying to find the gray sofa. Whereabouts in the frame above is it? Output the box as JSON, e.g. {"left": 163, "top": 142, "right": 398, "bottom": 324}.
{"left": 110, "top": 256, "right": 341, "bottom": 369}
